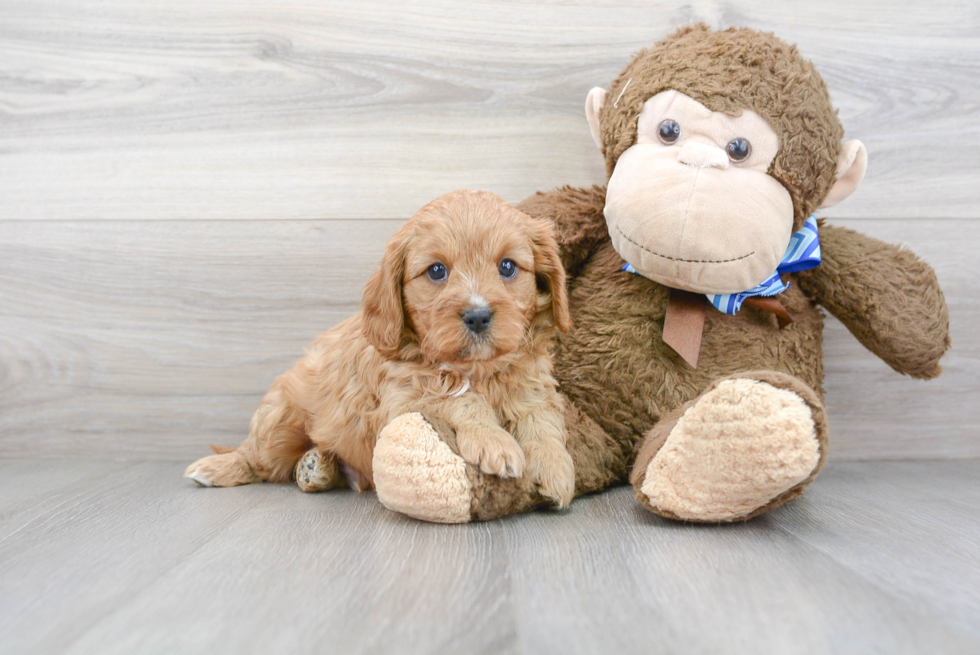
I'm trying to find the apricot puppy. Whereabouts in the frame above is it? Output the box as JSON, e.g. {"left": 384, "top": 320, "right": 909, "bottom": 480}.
{"left": 185, "top": 190, "right": 575, "bottom": 508}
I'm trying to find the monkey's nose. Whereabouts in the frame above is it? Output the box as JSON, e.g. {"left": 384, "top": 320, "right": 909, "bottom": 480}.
{"left": 461, "top": 306, "right": 493, "bottom": 334}
{"left": 677, "top": 141, "right": 729, "bottom": 170}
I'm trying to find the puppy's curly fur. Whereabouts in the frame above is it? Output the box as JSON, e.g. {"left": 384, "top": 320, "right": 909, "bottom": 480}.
{"left": 185, "top": 190, "right": 575, "bottom": 507}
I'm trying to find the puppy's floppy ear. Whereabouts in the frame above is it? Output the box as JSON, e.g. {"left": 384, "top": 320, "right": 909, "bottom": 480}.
{"left": 526, "top": 215, "right": 571, "bottom": 332}
{"left": 362, "top": 224, "right": 411, "bottom": 356}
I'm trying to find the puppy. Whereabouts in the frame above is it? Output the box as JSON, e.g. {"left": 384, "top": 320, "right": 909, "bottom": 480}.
{"left": 184, "top": 190, "right": 575, "bottom": 507}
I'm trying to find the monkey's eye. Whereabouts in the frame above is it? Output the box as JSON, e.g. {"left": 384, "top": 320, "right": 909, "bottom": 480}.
{"left": 726, "top": 138, "right": 752, "bottom": 162}
{"left": 498, "top": 259, "right": 518, "bottom": 279}
{"left": 657, "top": 119, "right": 681, "bottom": 144}
{"left": 427, "top": 262, "right": 448, "bottom": 282}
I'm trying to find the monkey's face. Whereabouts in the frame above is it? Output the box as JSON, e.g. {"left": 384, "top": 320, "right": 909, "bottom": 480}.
{"left": 603, "top": 90, "right": 795, "bottom": 294}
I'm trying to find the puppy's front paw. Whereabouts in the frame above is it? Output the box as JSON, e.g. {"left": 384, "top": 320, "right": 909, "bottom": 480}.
{"left": 456, "top": 426, "right": 526, "bottom": 478}
{"left": 527, "top": 444, "right": 575, "bottom": 509}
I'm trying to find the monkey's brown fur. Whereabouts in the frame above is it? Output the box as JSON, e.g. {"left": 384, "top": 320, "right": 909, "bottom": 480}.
{"left": 378, "top": 26, "right": 950, "bottom": 522}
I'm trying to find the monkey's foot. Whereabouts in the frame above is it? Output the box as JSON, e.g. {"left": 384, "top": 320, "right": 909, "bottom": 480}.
{"left": 373, "top": 413, "right": 474, "bottom": 523}
{"left": 631, "top": 372, "right": 826, "bottom": 522}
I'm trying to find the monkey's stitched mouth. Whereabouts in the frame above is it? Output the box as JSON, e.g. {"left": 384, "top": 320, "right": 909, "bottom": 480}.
{"left": 615, "top": 225, "right": 755, "bottom": 264}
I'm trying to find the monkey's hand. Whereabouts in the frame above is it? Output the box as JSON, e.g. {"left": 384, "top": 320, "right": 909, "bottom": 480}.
{"left": 517, "top": 185, "right": 609, "bottom": 278}
{"left": 796, "top": 222, "right": 949, "bottom": 379}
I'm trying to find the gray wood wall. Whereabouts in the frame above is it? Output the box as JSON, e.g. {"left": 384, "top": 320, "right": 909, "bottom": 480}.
{"left": 2, "top": 1, "right": 977, "bottom": 460}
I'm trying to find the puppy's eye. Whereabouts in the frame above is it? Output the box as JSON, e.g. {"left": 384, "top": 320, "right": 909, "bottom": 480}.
{"left": 498, "top": 259, "right": 518, "bottom": 279}
{"left": 426, "top": 262, "right": 448, "bottom": 282}
{"left": 658, "top": 119, "right": 681, "bottom": 144}
{"left": 726, "top": 138, "right": 751, "bottom": 162}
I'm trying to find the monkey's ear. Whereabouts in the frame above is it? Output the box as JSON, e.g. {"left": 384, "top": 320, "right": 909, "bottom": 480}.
{"left": 361, "top": 227, "right": 410, "bottom": 356}
{"left": 585, "top": 87, "right": 608, "bottom": 151}
{"left": 820, "top": 140, "right": 868, "bottom": 209}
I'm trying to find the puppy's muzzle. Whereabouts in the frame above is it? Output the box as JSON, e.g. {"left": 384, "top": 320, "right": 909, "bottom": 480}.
{"left": 461, "top": 306, "right": 493, "bottom": 335}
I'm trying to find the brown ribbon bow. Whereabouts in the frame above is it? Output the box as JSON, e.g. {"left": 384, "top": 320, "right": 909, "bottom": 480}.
{"left": 662, "top": 289, "right": 793, "bottom": 368}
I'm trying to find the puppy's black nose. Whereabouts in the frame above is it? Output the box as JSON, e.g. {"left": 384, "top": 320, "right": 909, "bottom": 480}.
{"left": 461, "top": 306, "right": 493, "bottom": 334}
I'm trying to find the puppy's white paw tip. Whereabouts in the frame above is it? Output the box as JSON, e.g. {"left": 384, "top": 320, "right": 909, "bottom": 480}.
{"left": 185, "top": 471, "right": 214, "bottom": 487}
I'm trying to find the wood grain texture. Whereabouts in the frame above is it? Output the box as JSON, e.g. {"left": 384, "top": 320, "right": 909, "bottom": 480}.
{"left": 0, "top": 459, "right": 978, "bottom": 654}
{"left": 0, "top": 218, "right": 974, "bottom": 459}
{"left": 1, "top": 0, "right": 978, "bottom": 219}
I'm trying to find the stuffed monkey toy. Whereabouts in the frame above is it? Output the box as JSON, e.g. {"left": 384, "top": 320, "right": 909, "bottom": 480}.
{"left": 369, "top": 24, "right": 950, "bottom": 523}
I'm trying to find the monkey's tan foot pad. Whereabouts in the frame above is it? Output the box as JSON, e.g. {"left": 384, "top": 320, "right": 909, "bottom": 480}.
{"left": 294, "top": 448, "right": 343, "bottom": 493}
{"left": 373, "top": 413, "right": 473, "bottom": 524}
{"left": 184, "top": 452, "right": 259, "bottom": 488}
{"left": 639, "top": 378, "right": 820, "bottom": 522}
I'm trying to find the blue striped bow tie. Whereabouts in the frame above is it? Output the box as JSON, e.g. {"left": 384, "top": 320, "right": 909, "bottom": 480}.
{"left": 622, "top": 216, "right": 821, "bottom": 315}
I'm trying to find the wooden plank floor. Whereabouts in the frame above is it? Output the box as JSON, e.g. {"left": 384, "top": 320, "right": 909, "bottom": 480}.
{"left": 1, "top": 458, "right": 978, "bottom": 654}
{"left": 2, "top": 0, "right": 979, "bottom": 220}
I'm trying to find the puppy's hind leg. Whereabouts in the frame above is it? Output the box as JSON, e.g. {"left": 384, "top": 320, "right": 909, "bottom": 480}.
{"left": 294, "top": 448, "right": 344, "bottom": 492}
{"left": 185, "top": 382, "right": 311, "bottom": 488}
{"left": 184, "top": 447, "right": 260, "bottom": 488}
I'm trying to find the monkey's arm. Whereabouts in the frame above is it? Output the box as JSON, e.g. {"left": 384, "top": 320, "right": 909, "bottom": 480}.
{"left": 517, "top": 185, "right": 609, "bottom": 277}
{"left": 795, "top": 223, "right": 950, "bottom": 379}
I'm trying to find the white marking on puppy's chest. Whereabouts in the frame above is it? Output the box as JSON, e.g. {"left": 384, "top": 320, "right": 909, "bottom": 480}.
{"left": 448, "top": 377, "right": 471, "bottom": 397}
{"left": 438, "top": 363, "right": 474, "bottom": 397}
